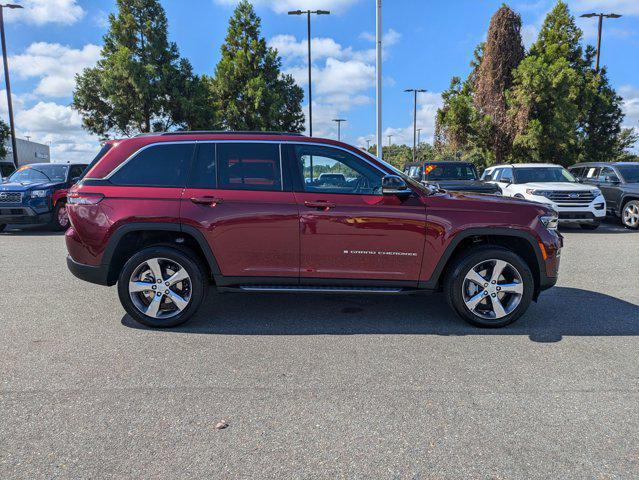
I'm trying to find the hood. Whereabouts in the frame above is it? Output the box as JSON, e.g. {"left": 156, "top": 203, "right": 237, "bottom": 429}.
{"left": 440, "top": 190, "right": 554, "bottom": 213}
{"left": 428, "top": 180, "right": 498, "bottom": 192}
{"left": 0, "top": 180, "right": 63, "bottom": 192}
{"left": 522, "top": 182, "right": 595, "bottom": 191}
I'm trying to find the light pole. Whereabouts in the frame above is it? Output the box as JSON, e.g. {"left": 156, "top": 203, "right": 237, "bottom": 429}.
{"left": 288, "top": 9, "right": 330, "bottom": 137}
{"left": 404, "top": 88, "right": 426, "bottom": 163}
{"left": 580, "top": 12, "right": 622, "bottom": 71}
{"left": 332, "top": 118, "right": 346, "bottom": 141}
{"left": 0, "top": 3, "right": 23, "bottom": 170}
{"left": 375, "top": 0, "right": 383, "bottom": 159}
{"left": 387, "top": 134, "right": 393, "bottom": 147}
{"left": 366, "top": 138, "right": 371, "bottom": 150}
{"left": 417, "top": 128, "right": 422, "bottom": 146}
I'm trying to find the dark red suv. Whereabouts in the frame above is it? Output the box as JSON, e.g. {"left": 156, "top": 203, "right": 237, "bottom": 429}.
{"left": 66, "top": 132, "right": 562, "bottom": 328}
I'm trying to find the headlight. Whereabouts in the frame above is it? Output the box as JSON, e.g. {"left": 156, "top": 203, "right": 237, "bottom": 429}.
{"left": 540, "top": 213, "right": 559, "bottom": 230}
{"left": 590, "top": 189, "right": 601, "bottom": 196}
{"left": 526, "top": 189, "right": 552, "bottom": 197}
{"left": 30, "top": 190, "right": 48, "bottom": 198}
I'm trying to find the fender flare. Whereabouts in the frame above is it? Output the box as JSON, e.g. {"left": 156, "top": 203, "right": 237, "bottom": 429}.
{"left": 419, "top": 227, "right": 546, "bottom": 291}
{"left": 102, "top": 222, "right": 222, "bottom": 279}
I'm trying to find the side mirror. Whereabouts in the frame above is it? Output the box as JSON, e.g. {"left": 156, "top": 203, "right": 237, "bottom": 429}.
{"left": 501, "top": 178, "right": 512, "bottom": 184}
{"left": 382, "top": 175, "right": 411, "bottom": 196}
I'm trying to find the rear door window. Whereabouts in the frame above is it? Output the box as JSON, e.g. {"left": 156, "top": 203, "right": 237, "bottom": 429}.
{"left": 217, "top": 143, "right": 282, "bottom": 191}
{"left": 188, "top": 143, "right": 217, "bottom": 189}
{"left": 110, "top": 143, "right": 194, "bottom": 187}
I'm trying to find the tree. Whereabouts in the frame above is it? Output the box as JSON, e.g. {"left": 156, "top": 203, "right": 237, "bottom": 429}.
{"left": 0, "top": 120, "right": 9, "bottom": 161}
{"left": 211, "top": 0, "right": 304, "bottom": 132}
{"left": 73, "top": 0, "right": 215, "bottom": 138}
{"left": 473, "top": 5, "right": 525, "bottom": 163}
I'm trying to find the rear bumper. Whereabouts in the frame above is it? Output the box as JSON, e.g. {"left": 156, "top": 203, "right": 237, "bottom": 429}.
{"left": 67, "top": 255, "right": 110, "bottom": 286}
{"left": 0, "top": 206, "right": 52, "bottom": 225}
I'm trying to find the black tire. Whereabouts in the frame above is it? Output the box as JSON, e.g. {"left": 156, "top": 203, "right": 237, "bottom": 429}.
{"left": 117, "top": 246, "right": 207, "bottom": 328}
{"left": 50, "top": 201, "right": 71, "bottom": 231}
{"left": 444, "top": 246, "right": 534, "bottom": 328}
{"left": 579, "top": 222, "right": 600, "bottom": 230}
{"left": 621, "top": 199, "right": 639, "bottom": 230}
{"left": 0, "top": 224, "right": 6, "bottom": 232}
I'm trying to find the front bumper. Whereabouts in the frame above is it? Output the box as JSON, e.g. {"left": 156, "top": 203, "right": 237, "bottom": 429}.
{"left": 0, "top": 206, "right": 53, "bottom": 225}
{"left": 528, "top": 195, "right": 606, "bottom": 223}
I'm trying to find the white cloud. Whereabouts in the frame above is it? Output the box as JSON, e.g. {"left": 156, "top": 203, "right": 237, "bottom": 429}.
{"left": 7, "top": 101, "right": 101, "bottom": 163}
{"left": 213, "top": 0, "right": 360, "bottom": 14}
{"left": 358, "top": 92, "right": 443, "bottom": 148}
{"left": 10, "top": 43, "right": 101, "bottom": 98}
{"left": 7, "top": 0, "right": 85, "bottom": 26}
{"left": 620, "top": 85, "right": 639, "bottom": 130}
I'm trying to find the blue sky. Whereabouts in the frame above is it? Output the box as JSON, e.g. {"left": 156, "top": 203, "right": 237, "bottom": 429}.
{"left": 2, "top": 0, "right": 638, "bottom": 162}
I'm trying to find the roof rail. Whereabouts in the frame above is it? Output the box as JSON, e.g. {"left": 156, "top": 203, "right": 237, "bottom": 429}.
{"left": 135, "top": 130, "right": 305, "bottom": 137}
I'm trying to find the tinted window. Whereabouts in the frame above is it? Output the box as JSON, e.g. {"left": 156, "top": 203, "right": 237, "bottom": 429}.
{"left": 110, "top": 143, "right": 194, "bottom": 187}
{"left": 217, "top": 143, "right": 281, "bottom": 191}
{"left": 500, "top": 168, "right": 513, "bottom": 182}
{"left": 81, "top": 144, "right": 112, "bottom": 179}
{"left": 514, "top": 167, "right": 575, "bottom": 184}
{"left": 617, "top": 165, "right": 639, "bottom": 183}
{"left": 569, "top": 167, "right": 584, "bottom": 178}
{"left": 188, "top": 143, "right": 216, "bottom": 189}
{"left": 293, "top": 145, "right": 382, "bottom": 195}
{"left": 598, "top": 166, "right": 619, "bottom": 183}
{"left": 68, "top": 165, "right": 86, "bottom": 181}
{"left": 425, "top": 163, "right": 477, "bottom": 181}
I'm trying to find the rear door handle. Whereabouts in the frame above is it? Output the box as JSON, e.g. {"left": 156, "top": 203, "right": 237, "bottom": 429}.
{"left": 190, "top": 196, "right": 224, "bottom": 206}
{"left": 304, "top": 200, "right": 335, "bottom": 210}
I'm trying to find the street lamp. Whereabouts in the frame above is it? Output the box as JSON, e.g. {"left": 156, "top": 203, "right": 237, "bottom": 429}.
{"left": 387, "top": 134, "right": 393, "bottom": 147}
{"left": 404, "top": 88, "right": 426, "bottom": 163}
{"left": 0, "top": 3, "right": 23, "bottom": 170}
{"left": 288, "top": 9, "right": 330, "bottom": 137}
{"left": 580, "top": 12, "right": 622, "bottom": 71}
{"left": 366, "top": 138, "right": 371, "bottom": 150}
{"left": 417, "top": 128, "right": 422, "bottom": 146}
{"left": 332, "top": 118, "right": 346, "bottom": 141}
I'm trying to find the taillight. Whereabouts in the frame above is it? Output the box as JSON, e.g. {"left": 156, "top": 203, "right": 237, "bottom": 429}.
{"left": 67, "top": 192, "right": 104, "bottom": 205}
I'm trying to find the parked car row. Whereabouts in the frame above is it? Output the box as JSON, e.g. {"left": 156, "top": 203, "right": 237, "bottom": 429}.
{"left": 404, "top": 160, "right": 639, "bottom": 230}
{"left": 0, "top": 162, "right": 88, "bottom": 232}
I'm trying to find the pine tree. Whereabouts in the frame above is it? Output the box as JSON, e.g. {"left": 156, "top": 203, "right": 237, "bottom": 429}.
{"left": 212, "top": 0, "right": 304, "bottom": 132}
{"left": 473, "top": 5, "right": 525, "bottom": 163}
{"left": 73, "top": 0, "right": 215, "bottom": 138}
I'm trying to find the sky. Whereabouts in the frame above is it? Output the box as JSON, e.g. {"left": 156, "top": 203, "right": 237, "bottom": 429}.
{"left": 1, "top": 0, "right": 638, "bottom": 162}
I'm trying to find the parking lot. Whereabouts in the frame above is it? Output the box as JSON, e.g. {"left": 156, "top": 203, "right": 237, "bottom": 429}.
{"left": 1, "top": 221, "right": 638, "bottom": 478}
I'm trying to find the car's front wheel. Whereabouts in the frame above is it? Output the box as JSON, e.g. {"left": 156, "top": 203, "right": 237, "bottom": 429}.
{"left": 0, "top": 224, "right": 6, "bottom": 232}
{"left": 117, "top": 246, "right": 207, "bottom": 328}
{"left": 51, "top": 201, "right": 71, "bottom": 231}
{"left": 444, "top": 246, "right": 534, "bottom": 328}
{"left": 621, "top": 200, "right": 639, "bottom": 230}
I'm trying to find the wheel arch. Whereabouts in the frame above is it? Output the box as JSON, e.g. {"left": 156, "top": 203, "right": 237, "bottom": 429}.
{"left": 420, "top": 228, "right": 545, "bottom": 299}
{"left": 103, "top": 223, "right": 221, "bottom": 286}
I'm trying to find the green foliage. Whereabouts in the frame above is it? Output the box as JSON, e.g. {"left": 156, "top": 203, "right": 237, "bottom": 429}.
{"left": 612, "top": 128, "right": 639, "bottom": 162}
{"left": 73, "top": 0, "right": 215, "bottom": 138}
{"left": 211, "top": 0, "right": 305, "bottom": 132}
{"left": 0, "top": 120, "right": 10, "bottom": 160}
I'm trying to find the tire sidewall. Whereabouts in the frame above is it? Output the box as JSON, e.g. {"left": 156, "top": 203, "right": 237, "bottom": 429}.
{"left": 445, "top": 247, "right": 534, "bottom": 328}
{"left": 622, "top": 200, "right": 639, "bottom": 230}
{"left": 117, "top": 246, "right": 206, "bottom": 328}
{"left": 52, "top": 201, "right": 70, "bottom": 231}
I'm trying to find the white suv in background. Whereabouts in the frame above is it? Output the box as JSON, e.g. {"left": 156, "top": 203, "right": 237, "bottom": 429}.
{"left": 481, "top": 164, "right": 606, "bottom": 230}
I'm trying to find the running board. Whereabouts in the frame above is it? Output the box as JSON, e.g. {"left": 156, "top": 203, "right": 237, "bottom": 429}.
{"left": 238, "top": 285, "right": 404, "bottom": 294}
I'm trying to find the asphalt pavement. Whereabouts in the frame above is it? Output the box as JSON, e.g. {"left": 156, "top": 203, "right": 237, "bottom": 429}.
{"left": 1, "top": 221, "right": 638, "bottom": 478}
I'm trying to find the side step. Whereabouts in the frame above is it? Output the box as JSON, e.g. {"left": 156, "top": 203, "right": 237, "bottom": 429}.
{"left": 238, "top": 285, "right": 404, "bottom": 294}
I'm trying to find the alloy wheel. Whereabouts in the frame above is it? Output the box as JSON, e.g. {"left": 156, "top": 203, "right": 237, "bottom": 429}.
{"left": 57, "top": 205, "right": 69, "bottom": 228}
{"left": 128, "top": 257, "right": 192, "bottom": 319}
{"left": 622, "top": 202, "right": 639, "bottom": 229}
{"left": 462, "top": 259, "right": 524, "bottom": 320}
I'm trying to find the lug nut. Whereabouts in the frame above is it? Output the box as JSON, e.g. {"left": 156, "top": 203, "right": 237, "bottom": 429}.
{"left": 152, "top": 285, "right": 156, "bottom": 290}
{"left": 491, "top": 280, "right": 496, "bottom": 284}
{"left": 165, "top": 282, "right": 170, "bottom": 286}
{"left": 496, "top": 286, "right": 501, "bottom": 291}
{"left": 157, "top": 279, "right": 162, "bottom": 283}
{"left": 165, "top": 290, "right": 169, "bottom": 295}
{"left": 483, "top": 291, "right": 488, "bottom": 295}
{"left": 491, "top": 293, "right": 496, "bottom": 297}
{"left": 156, "top": 293, "right": 161, "bottom": 297}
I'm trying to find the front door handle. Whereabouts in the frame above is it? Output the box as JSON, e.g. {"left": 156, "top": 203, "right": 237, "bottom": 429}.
{"left": 190, "top": 196, "right": 224, "bottom": 206}
{"left": 304, "top": 200, "right": 336, "bottom": 211}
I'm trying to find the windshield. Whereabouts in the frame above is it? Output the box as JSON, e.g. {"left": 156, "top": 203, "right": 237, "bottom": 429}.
{"left": 425, "top": 164, "right": 477, "bottom": 181}
{"left": 617, "top": 165, "right": 639, "bottom": 183}
{"left": 7, "top": 164, "right": 69, "bottom": 184}
{"left": 514, "top": 167, "right": 576, "bottom": 184}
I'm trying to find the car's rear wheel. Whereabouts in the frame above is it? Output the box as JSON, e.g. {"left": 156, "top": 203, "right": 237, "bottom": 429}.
{"left": 621, "top": 200, "right": 639, "bottom": 230}
{"left": 117, "top": 246, "right": 206, "bottom": 328}
{"left": 0, "top": 224, "right": 6, "bottom": 232}
{"left": 444, "top": 246, "right": 534, "bottom": 328}
{"left": 50, "top": 201, "right": 70, "bottom": 231}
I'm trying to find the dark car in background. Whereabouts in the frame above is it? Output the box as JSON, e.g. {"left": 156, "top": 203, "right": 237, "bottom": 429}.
{"left": 568, "top": 162, "right": 639, "bottom": 229}
{"left": 0, "top": 163, "right": 88, "bottom": 232}
{"left": 404, "top": 161, "right": 501, "bottom": 195}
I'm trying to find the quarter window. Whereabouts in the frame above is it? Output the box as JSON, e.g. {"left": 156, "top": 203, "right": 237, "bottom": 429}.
{"left": 110, "top": 143, "right": 194, "bottom": 187}
{"left": 293, "top": 145, "right": 383, "bottom": 195}
{"left": 217, "top": 143, "right": 281, "bottom": 191}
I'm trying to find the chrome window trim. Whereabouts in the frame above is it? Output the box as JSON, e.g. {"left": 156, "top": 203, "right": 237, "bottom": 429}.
{"left": 90, "top": 139, "right": 389, "bottom": 184}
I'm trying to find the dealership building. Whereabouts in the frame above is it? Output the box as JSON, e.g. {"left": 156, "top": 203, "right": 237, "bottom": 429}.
{"left": 0, "top": 137, "right": 51, "bottom": 178}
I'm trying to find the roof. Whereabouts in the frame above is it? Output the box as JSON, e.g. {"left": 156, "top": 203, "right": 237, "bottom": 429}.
{"left": 571, "top": 162, "right": 639, "bottom": 167}
{"left": 135, "top": 130, "right": 305, "bottom": 138}
{"left": 487, "top": 163, "right": 560, "bottom": 168}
